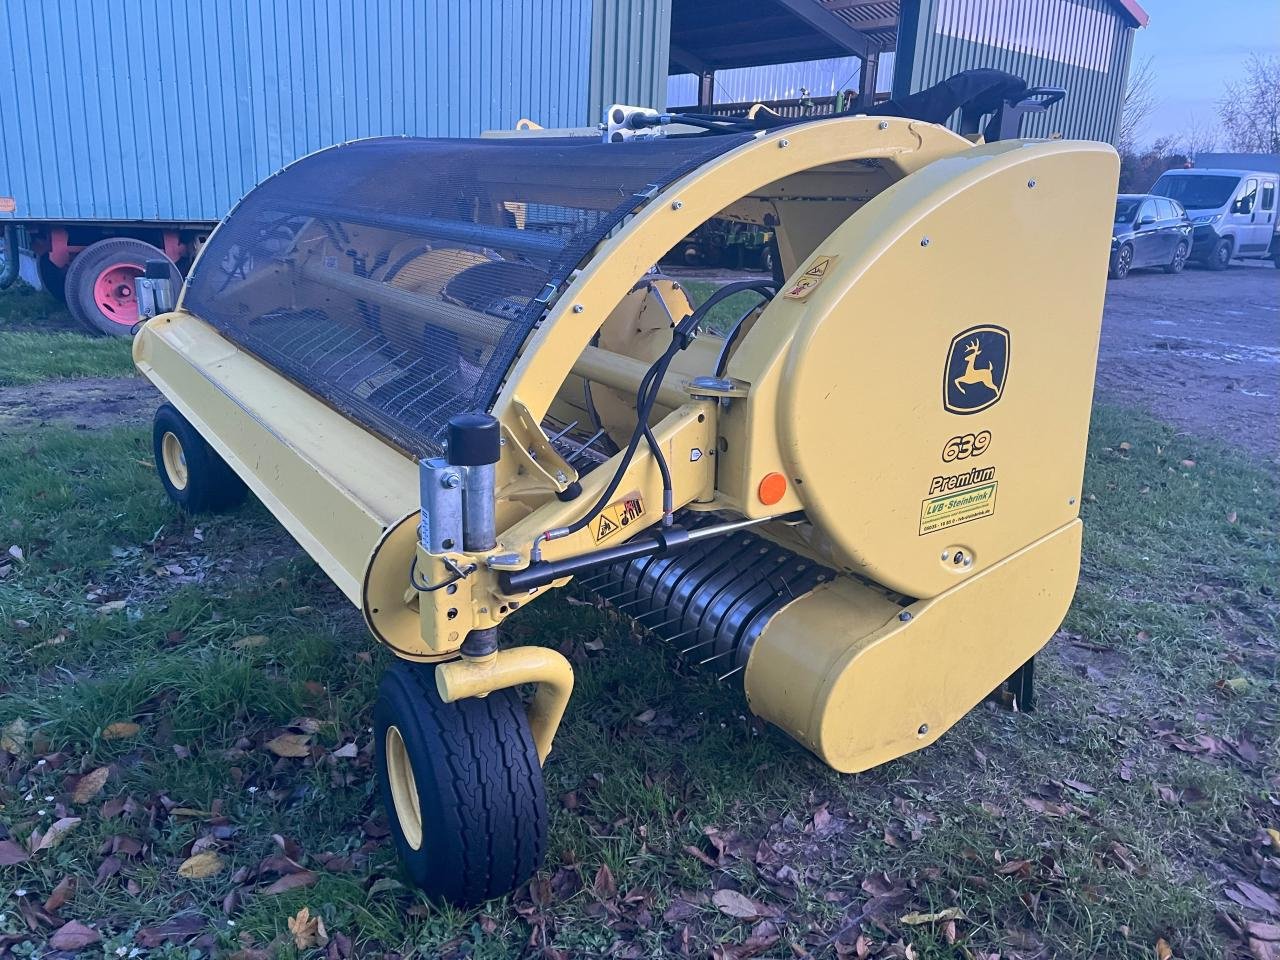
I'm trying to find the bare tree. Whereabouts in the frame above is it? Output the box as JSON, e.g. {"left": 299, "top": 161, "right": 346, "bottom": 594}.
{"left": 1218, "top": 54, "right": 1280, "bottom": 153}
{"left": 1176, "top": 113, "right": 1219, "bottom": 160}
{"left": 1118, "top": 56, "right": 1157, "bottom": 152}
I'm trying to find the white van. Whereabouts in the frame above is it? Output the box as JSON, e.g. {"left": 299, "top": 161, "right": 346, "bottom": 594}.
{"left": 1151, "top": 168, "right": 1280, "bottom": 270}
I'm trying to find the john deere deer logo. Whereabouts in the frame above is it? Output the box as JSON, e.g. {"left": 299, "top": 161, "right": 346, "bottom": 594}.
{"left": 944, "top": 325, "right": 1009, "bottom": 414}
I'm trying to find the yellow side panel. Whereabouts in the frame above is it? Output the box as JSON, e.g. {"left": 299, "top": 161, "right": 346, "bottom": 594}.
{"left": 745, "top": 520, "right": 1081, "bottom": 773}
{"left": 134, "top": 313, "right": 419, "bottom": 604}
{"left": 728, "top": 139, "right": 1116, "bottom": 599}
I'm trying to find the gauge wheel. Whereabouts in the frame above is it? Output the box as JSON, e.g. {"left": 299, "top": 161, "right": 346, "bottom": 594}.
{"left": 36, "top": 254, "right": 67, "bottom": 303}
{"left": 152, "top": 404, "right": 249, "bottom": 513}
{"left": 1108, "top": 243, "right": 1133, "bottom": 280}
{"left": 1205, "top": 237, "right": 1233, "bottom": 272}
{"left": 65, "top": 238, "right": 182, "bottom": 337}
{"left": 373, "top": 661, "right": 547, "bottom": 905}
{"left": 1164, "top": 240, "right": 1189, "bottom": 274}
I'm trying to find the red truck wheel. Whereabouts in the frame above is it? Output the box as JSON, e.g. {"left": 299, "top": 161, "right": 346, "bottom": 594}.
{"left": 65, "top": 238, "right": 181, "bottom": 337}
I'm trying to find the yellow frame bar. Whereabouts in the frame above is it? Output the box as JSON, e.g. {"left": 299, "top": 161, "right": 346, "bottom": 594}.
{"left": 434, "top": 647, "right": 575, "bottom": 764}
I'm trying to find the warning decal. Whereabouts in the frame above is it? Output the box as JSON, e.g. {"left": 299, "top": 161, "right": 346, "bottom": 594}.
{"left": 783, "top": 254, "right": 838, "bottom": 300}
{"left": 919, "top": 481, "right": 997, "bottom": 536}
{"left": 590, "top": 496, "right": 644, "bottom": 543}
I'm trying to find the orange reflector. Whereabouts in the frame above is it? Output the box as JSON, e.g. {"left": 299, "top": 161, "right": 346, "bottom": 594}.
{"left": 757, "top": 472, "right": 787, "bottom": 506}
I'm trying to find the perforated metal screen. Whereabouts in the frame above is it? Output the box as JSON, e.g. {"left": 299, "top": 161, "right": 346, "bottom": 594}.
{"left": 182, "top": 134, "right": 752, "bottom": 458}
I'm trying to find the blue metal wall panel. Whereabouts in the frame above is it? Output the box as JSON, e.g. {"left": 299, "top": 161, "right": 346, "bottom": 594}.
{"left": 0, "top": 0, "right": 594, "bottom": 223}
{"left": 893, "top": 0, "right": 1134, "bottom": 144}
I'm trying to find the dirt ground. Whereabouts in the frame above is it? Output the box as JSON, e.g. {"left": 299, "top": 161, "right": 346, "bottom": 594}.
{"left": 6, "top": 262, "right": 1278, "bottom": 462}
{"left": 0, "top": 375, "right": 157, "bottom": 432}
{"left": 1095, "top": 260, "right": 1279, "bottom": 463}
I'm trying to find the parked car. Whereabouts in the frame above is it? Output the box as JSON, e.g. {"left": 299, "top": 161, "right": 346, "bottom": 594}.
{"left": 1109, "top": 193, "right": 1193, "bottom": 279}
{"left": 1151, "top": 168, "right": 1280, "bottom": 270}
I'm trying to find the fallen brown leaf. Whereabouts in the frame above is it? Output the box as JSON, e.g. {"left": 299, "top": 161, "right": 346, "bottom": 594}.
{"left": 265, "top": 733, "right": 313, "bottom": 758}
{"left": 177, "top": 850, "right": 224, "bottom": 879}
{"left": 1, "top": 718, "right": 29, "bottom": 754}
{"left": 49, "top": 921, "right": 101, "bottom": 951}
{"left": 901, "top": 907, "right": 966, "bottom": 925}
{"left": 232, "top": 634, "right": 269, "bottom": 650}
{"left": 711, "top": 888, "right": 779, "bottom": 920}
{"left": 1155, "top": 937, "right": 1173, "bottom": 960}
{"left": 135, "top": 915, "right": 207, "bottom": 949}
{"left": 288, "top": 907, "right": 328, "bottom": 950}
{"left": 995, "top": 859, "right": 1033, "bottom": 879}
{"left": 44, "top": 876, "right": 75, "bottom": 912}
{"left": 34, "top": 817, "right": 81, "bottom": 852}
{"left": 683, "top": 844, "right": 718, "bottom": 868}
{"left": 593, "top": 863, "right": 617, "bottom": 900}
{"left": 71, "top": 766, "right": 110, "bottom": 804}
{"left": 1247, "top": 922, "right": 1280, "bottom": 942}
{"left": 263, "top": 870, "right": 319, "bottom": 894}
{"left": 713, "top": 919, "right": 781, "bottom": 960}
{"left": 1228, "top": 881, "right": 1280, "bottom": 916}
{"left": 714, "top": 889, "right": 761, "bottom": 919}
{"left": 0, "top": 840, "right": 30, "bottom": 866}
{"left": 101, "top": 721, "right": 141, "bottom": 740}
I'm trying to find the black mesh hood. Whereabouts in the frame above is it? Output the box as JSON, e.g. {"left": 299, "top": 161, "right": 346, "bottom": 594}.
{"left": 181, "top": 134, "right": 753, "bottom": 458}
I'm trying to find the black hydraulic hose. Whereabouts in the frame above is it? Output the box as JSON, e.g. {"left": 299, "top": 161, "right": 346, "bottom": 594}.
{"left": 562, "top": 334, "right": 682, "bottom": 538}
{"left": 708, "top": 282, "right": 777, "bottom": 376}
{"left": 666, "top": 114, "right": 755, "bottom": 135}
{"left": 693, "top": 279, "right": 777, "bottom": 325}
{"left": 544, "top": 281, "right": 776, "bottom": 551}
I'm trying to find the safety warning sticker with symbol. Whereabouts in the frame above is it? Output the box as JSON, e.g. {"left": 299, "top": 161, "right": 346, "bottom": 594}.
{"left": 590, "top": 495, "right": 645, "bottom": 543}
{"left": 783, "top": 254, "right": 838, "bottom": 300}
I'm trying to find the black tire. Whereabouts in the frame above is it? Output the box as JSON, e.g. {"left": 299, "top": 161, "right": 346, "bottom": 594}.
{"left": 152, "top": 404, "right": 248, "bottom": 513}
{"left": 1164, "top": 240, "right": 1189, "bottom": 274}
{"left": 1205, "top": 237, "right": 1233, "bottom": 271}
{"left": 759, "top": 246, "right": 775, "bottom": 275}
{"left": 1109, "top": 243, "right": 1133, "bottom": 280}
{"left": 65, "top": 237, "right": 181, "bottom": 337}
{"left": 373, "top": 662, "right": 547, "bottom": 905}
{"left": 36, "top": 254, "right": 67, "bottom": 303}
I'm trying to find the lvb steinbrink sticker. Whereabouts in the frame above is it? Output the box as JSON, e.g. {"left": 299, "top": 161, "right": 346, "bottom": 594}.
{"left": 919, "top": 479, "right": 998, "bottom": 535}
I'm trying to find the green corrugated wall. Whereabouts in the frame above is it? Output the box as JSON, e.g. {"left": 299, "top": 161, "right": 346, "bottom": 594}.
{"left": 589, "top": 0, "right": 672, "bottom": 122}
{"left": 893, "top": 0, "right": 1137, "bottom": 144}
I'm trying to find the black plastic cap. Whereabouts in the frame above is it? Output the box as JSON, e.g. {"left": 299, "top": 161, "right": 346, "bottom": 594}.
{"left": 446, "top": 413, "right": 501, "bottom": 466}
{"left": 144, "top": 259, "right": 171, "bottom": 280}
{"left": 555, "top": 481, "right": 582, "bottom": 502}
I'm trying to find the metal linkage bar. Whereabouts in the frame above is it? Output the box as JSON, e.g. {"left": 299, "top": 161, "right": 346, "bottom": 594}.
{"left": 269, "top": 199, "right": 566, "bottom": 258}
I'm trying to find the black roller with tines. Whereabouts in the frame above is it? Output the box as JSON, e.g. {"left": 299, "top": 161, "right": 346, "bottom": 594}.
{"left": 581, "top": 515, "right": 836, "bottom": 682}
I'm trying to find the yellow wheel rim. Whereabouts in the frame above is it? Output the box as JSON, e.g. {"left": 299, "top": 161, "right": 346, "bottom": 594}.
{"left": 385, "top": 725, "right": 423, "bottom": 850}
{"left": 161, "top": 432, "right": 189, "bottom": 491}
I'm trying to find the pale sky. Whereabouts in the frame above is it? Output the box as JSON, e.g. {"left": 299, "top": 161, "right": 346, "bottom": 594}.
{"left": 1132, "top": 0, "right": 1280, "bottom": 147}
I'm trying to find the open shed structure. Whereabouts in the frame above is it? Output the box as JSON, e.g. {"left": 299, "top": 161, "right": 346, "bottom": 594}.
{"left": 660, "top": 0, "right": 1148, "bottom": 143}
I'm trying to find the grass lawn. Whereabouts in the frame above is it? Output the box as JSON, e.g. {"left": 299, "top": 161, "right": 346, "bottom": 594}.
{"left": 0, "top": 287, "right": 1277, "bottom": 959}
{"left": 0, "top": 285, "right": 135, "bottom": 387}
